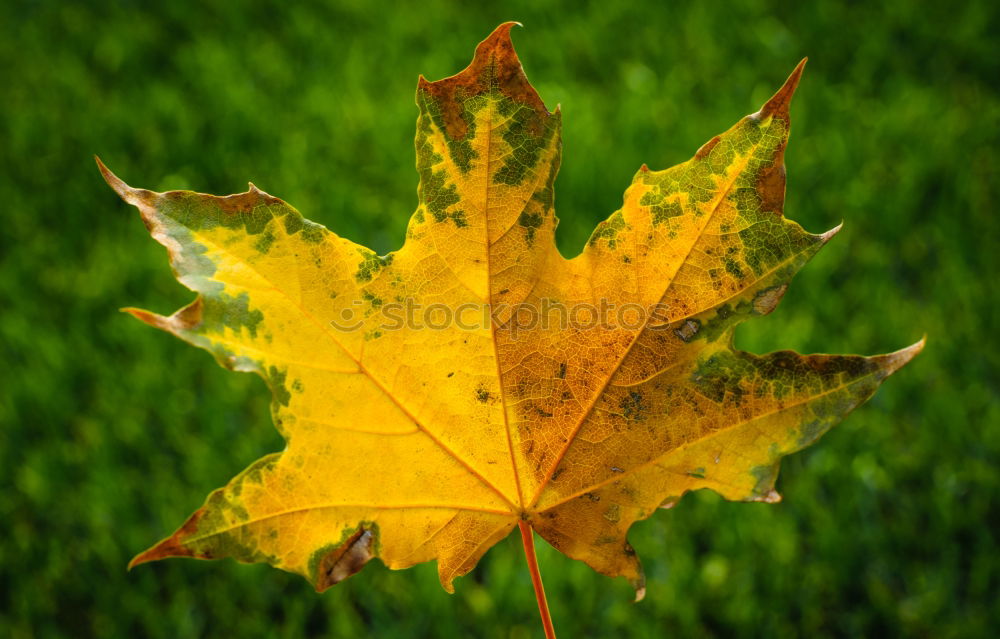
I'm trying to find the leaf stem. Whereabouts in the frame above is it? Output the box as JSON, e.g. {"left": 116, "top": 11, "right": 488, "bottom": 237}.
{"left": 518, "top": 520, "right": 557, "bottom": 639}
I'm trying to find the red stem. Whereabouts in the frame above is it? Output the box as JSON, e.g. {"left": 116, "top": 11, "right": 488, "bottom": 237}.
{"left": 518, "top": 520, "right": 557, "bottom": 639}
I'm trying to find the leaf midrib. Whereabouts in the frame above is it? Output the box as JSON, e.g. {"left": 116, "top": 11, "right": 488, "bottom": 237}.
{"left": 482, "top": 70, "right": 527, "bottom": 510}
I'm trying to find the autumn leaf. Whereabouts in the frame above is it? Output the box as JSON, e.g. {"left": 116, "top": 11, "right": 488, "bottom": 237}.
{"left": 101, "top": 21, "right": 921, "bottom": 621}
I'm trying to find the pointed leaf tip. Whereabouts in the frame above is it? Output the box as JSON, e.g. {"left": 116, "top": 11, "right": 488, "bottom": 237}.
{"left": 761, "top": 58, "right": 807, "bottom": 117}
{"left": 484, "top": 21, "right": 521, "bottom": 44}
{"left": 874, "top": 337, "right": 926, "bottom": 378}
{"left": 891, "top": 337, "right": 926, "bottom": 369}
{"left": 128, "top": 538, "right": 190, "bottom": 571}
{"left": 128, "top": 537, "right": 182, "bottom": 571}
{"left": 121, "top": 307, "right": 169, "bottom": 331}
{"left": 471, "top": 22, "right": 520, "bottom": 66}
{"left": 631, "top": 573, "right": 647, "bottom": 602}
{"left": 128, "top": 507, "right": 206, "bottom": 571}
{"left": 95, "top": 155, "right": 127, "bottom": 194}
{"left": 95, "top": 157, "right": 155, "bottom": 206}
{"left": 472, "top": 21, "right": 526, "bottom": 73}
{"left": 418, "top": 21, "right": 550, "bottom": 140}
{"left": 127, "top": 549, "right": 152, "bottom": 571}
{"left": 759, "top": 490, "right": 782, "bottom": 504}
{"left": 820, "top": 222, "right": 844, "bottom": 242}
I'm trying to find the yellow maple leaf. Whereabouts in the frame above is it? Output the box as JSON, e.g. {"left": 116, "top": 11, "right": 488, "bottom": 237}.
{"left": 100, "top": 22, "right": 921, "bottom": 610}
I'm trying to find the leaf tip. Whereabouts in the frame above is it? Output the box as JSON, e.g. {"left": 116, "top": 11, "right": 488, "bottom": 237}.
{"left": 820, "top": 221, "right": 844, "bottom": 242}
{"left": 633, "top": 582, "right": 647, "bottom": 603}
{"left": 438, "top": 565, "right": 458, "bottom": 594}
{"left": 419, "top": 21, "right": 550, "bottom": 136}
{"left": 127, "top": 549, "right": 154, "bottom": 571}
{"left": 95, "top": 155, "right": 126, "bottom": 193}
{"left": 761, "top": 58, "right": 807, "bottom": 117}
{"left": 122, "top": 307, "right": 168, "bottom": 329}
{"left": 127, "top": 299, "right": 205, "bottom": 339}
{"left": 880, "top": 337, "right": 926, "bottom": 376}
{"left": 475, "top": 21, "right": 525, "bottom": 69}
{"left": 128, "top": 535, "right": 193, "bottom": 570}
{"left": 129, "top": 507, "right": 208, "bottom": 572}
{"left": 470, "top": 22, "right": 521, "bottom": 67}
{"left": 95, "top": 157, "right": 155, "bottom": 206}
{"left": 490, "top": 20, "right": 521, "bottom": 40}
{"left": 755, "top": 489, "right": 783, "bottom": 504}
{"left": 247, "top": 182, "right": 271, "bottom": 197}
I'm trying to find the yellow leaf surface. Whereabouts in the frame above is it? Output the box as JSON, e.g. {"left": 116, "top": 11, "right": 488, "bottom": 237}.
{"left": 102, "top": 23, "right": 922, "bottom": 597}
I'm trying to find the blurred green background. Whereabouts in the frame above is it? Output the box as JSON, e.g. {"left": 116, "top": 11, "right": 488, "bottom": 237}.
{"left": 1, "top": 0, "right": 997, "bottom": 637}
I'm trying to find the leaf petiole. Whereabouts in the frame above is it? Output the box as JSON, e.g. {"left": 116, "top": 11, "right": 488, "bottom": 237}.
{"left": 519, "top": 521, "right": 557, "bottom": 639}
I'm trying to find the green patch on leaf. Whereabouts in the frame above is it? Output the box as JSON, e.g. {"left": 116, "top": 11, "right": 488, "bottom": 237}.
{"left": 200, "top": 291, "right": 264, "bottom": 338}
{"left": 266, "top": 366, "right": 292, "bottom": 407}
{"left": 355, "top": 249, "right": 394, "bottom": 283}
{"left": 588, "top": 211, "right": 627, "bottom": 248}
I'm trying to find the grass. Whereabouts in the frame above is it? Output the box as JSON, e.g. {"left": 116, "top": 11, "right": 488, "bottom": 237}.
{"left": 1, "top": 0, "right": 997, "bottom": 637}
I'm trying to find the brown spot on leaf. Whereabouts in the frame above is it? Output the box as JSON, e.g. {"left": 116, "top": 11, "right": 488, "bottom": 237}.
{"left": 752, "top": 284, "right": 788, "bottom": 315}
{"left": 315, "top": 528, "right": 375, "bottom": 592}
{"left": 695, "top": 135, "right": 721, "bottom": 160}
{"left": 756, "top": 162, "right": 787, "bottom": 214}
{"left": 673, "top": 319, "right": 701, "bottom": 342}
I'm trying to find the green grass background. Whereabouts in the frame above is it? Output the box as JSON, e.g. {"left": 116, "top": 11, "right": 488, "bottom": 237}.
{"left": 2, "top": 0, "right": 997, "bottom": 637}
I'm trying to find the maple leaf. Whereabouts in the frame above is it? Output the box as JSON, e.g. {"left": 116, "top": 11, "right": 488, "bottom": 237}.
{"left": 101, "top": 22, "right": 921, "bottom": 613}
